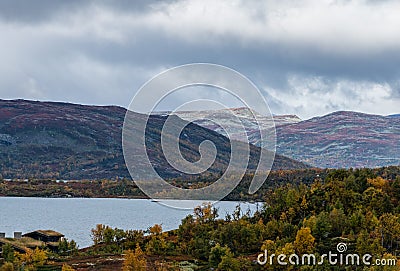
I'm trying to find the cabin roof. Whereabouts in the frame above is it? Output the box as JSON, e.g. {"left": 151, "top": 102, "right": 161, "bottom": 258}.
{"left": 23, "top": 230, "right": 64, "bottom": 237}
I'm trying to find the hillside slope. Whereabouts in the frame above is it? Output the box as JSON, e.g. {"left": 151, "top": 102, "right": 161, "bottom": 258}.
{"left": 0, "top": 100, "right": 307, "bottom": 179}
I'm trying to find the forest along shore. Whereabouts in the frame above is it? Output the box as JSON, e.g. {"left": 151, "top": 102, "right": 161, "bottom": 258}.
{"left": 1, "top": 167, "right": 400, "bottom": 201}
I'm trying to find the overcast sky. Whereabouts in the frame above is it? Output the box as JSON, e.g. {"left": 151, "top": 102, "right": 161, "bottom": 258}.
{"left": 0, "top": 0, "right": 399, "bottom": 119}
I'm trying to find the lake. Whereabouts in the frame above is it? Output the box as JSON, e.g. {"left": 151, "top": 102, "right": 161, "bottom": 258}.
{"left": 0, "top": 197, "right": 260, "bottom": 248}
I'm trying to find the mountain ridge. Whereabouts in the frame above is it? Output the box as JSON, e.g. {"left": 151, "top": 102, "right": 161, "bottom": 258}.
{"left": 276, "top": 110, "right": 400, "bottom": 168}
{"left": 168, "top": 107, "right": 400, "bottom": 169}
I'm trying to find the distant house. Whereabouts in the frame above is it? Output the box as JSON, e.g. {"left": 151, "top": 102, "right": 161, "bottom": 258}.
{"left": 0, "top": 230, "right": 65, "bottom": 255}
{"left": 23, "top": 230, "right": 64, "bottom": 243}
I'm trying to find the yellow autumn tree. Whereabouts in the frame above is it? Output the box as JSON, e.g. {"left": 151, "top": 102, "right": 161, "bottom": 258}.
{"left": 294, "top": 227, "right": 315, "bottom": 254}
{"left": 146, "top": 224, "right": 168, "bottom": 255}
{"left": 0, "top": 262, "right": 14, "bottom": 271}
{"left": 122, "top": 244, "right": 147, "bottom": 271}
{"left": 149, "top": 224, "right": 163, "bottom": 235}
{"left": 193, "top": 203, "right": 218, "bottom": 223}
{"left": 16, "top": 247, "right": 48, "bottom": 269}
{"left": 367, "top": 176, "right": 388, "bottom": 189}
{"left": 261, "top": 240, "right": 276, "bottom": 252}
{"left": 61, "top": 264, "right": 76, "bottom": 271}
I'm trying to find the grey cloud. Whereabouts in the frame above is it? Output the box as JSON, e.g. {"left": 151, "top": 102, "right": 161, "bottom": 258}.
{"left": 0, "top": 0, "right": 82, "bottom": 23}
{"left": 0, "top": 0, "right": 399, "bottom": 118}
{"left": 0, "top": 0, "right": 171, "bottom": 23}
{"left": 76, "top": 30, "right": 400, "bottom": 89}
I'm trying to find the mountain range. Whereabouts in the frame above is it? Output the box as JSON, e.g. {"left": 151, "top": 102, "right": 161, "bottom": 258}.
{"left": 175, "top": 108, "right": 400, "bottom": 168}
{"left": 0, "top": 99, "right": 306, "bottom": 180}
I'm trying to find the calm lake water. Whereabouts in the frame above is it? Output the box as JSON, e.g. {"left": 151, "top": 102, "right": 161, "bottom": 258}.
{"left": 0, "top": 197, "right": 260, "bottom": 248}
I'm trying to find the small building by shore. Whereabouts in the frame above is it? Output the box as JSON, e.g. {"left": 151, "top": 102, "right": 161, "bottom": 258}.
{"left": 0, "top": 230, "right": 64, "bottom": 254}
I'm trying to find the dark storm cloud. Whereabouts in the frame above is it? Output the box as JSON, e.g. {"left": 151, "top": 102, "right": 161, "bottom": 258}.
{"left": 76, "top": 30, "right": 400, "bottom": 87}
{"left": 0, "top": 0, "right": 82, "bottom": 22}
{"left": 0, "top": 0, "right": 171, "bottom": 23}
